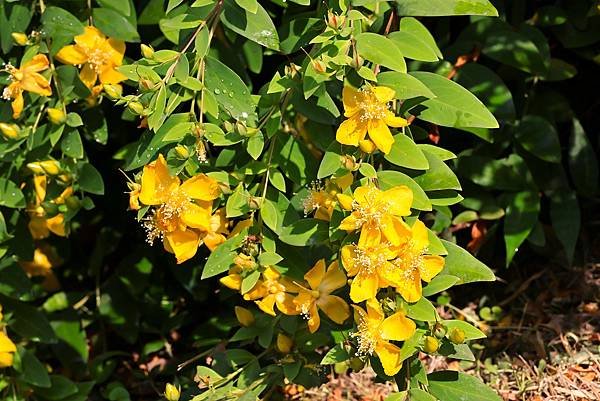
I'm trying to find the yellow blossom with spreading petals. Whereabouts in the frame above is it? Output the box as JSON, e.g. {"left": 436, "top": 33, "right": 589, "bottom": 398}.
{"left": 243, "top": 267, "right": 299, "bottom": 316}
{"left": 389, "top": 220, "right": 445, "bottom": 303}
{"left": 303, "top": 173, "right": 353, "bottom": 221}
{"left": 55, "top": 26, "right": 126, "bottom": 90}
{"left": 19, "top": 244, "right": 62, "bottom": 291}
{"left": 336, "top": 86, "right": 408, "bottom": 154}
{"left": 338, "top": 184, "right": 413, "bottom": 247}
{"left": 340, "top": 228, "right": 409, "bottom": 302}
{"left": 27, "top": 175, "right": 70, "bottom": 239}
{"left": 2, "top": 54, "right": 52, "bottom": 118}
{"left": 352, "top": 299, "right": 415, "bottom": 376}
{"left": 293, "top": 260, "right": 350, "bottom": 333}
{"left": 139, "top": 154, "right": 221, "bottom": 264}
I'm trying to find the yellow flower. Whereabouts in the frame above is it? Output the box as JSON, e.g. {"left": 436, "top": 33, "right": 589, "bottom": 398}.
{"left": 338, "top": 184, "right": 413, "bottom": 247}
{"left": 19, "top": 244, "right": 62, "bottom": 291}
{"left": 389, "top": 220, "right": 445, "bottom": 303}
{"left": 27, "top": 175, "right": 69, "bottom": 239}
{"left": 243, "top": 267, "right": 299, "bottom": 316}
{"left": 341, "top": 232, "right": 405, "bottom": 302}
{"left": 0, "top": 331, "right": 16, "bottom": 368}
{"left": 303, "top": 173, "right": 353, "bottom": 221}
{"left": 203, "top": 208, "right": 229, "bottom": 251}
{"left": 336, "top": 86, "right": 408, "bottom": 154}
{"left": 138, "top": 154, "right": 221, "bottom": 264}
{"left": 2, "top": 54, "right": 52, "bottom": 118}
{"left": 352, "top": 299, "right": 415, "bottom": 376}
{"left": 55, "top": 26, "right": 126, "bottom": 90}
{"left": 219, "top": 254, "right": 257, "bottom": 290}
{"left": 234, "top": 306, "right": 255, "bottom": 327}
{"left": 293, "top": 260, "right": 350, "bottom": 333}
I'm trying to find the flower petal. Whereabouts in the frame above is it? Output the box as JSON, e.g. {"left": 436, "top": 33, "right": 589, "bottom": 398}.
{"left": 255, "top": 294, "right": 277, "bottom": 316}
{"left": 46, "top": 214, "right": 66, "bottom": 237}
{"left": 79, "top": 63, "right": 98, "bottom": 88}
{"left": 380, "top": 311, "right": 416, "bottom": 341}
{"left": 318, "top": 294, "right": 349, "bottom": 324}
{"left": 305, "top": 259, "right": 326, "bottom": 290}
{"left": 372, "top": 86, "right": 395, "bottom": 103}
{"left": 381, "top": 215, "right": 411, "bottom": 246}
{"left": 319, "top": 261, "right": 347, "bottom": 294}
{"left": 275, "top": 293, "right": 300, "bottom": 315}
{"left": 0, "top": 332, "right": 17, "bottom": 353}
{"left": 107, "top": 38, "right": 126, "bottom": 64}
{"left": 384, "top": 111, "right": 408, "bottom": 128}
{"left": 11, "top": 90, "right": 24, "bottom": 119}
{"left": 139, "top": 154, "right": 180, "bottom": 205}
{"left": 350, "top": 270, "right": 378, "bottom": 303}
{"left": 368, "top": 119, "right": 394, "bottom": 154}
{"left": 203, "top": 232, "right": 226, "bottom": 252}
{"left": 340, "top": 245, "right": 359, "bottom": 277}
{"left": 219, "top": 273, "right": 242, "bottom": 290}
{"left": 336, "top": 117, "right": 367, "bottom": 146}
{"left": 382, "top": 186, "right": 413, "bottom": 216}
{"left": 357, "top": 221, "right": 381, "bottom": 248}
{"left": 99, "top": 66, "right": 127, "bottom": 84}
{"left": 55, "top": 45, "right": 87, "bottom": 65}
{"left": 411, "top": 220, "right": 430, "bottom": 252}
{"left": 164, "top": 229, "right": 201, "bottom": 264}
{"left": 420, "top": 255, "right": 445, "bottom": 282}
{"left": 306, "top": 302, "right": 320, "bottom": 333}
{"left": 75, "top": 26, "right": 104, "bottom": 49}
{"left": 181, "top": 202, "right": 212, "bottom": 231}
{"left": 22, "top": 54, "right": 49, "bottom": 72}
{"left": 342, "top": 86, "right": 362, "bottom": 117}
{"left": 375, "top": 342, "right": 403, "bottom": 376}
{"left": 339, "top": 212, "right": 360, "bottom": 231}
{"left": 181, "top": 174, "right": 220, "bottom": 201}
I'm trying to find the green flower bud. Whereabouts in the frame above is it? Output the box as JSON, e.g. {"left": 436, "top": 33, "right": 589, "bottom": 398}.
{"left": 140, "top": 44, "right": 155, "bottom": 59}
{"left": 423, "top": 336, "right": 439, "bottom": 353}
{"left": 432, "top": 323, "right": 447, "bottom": 339}
{"left": 164, "top": 383, "right": 180, "bottom": 401}
{"left": 449, "top": 328, "right": 465, "bottom": 344}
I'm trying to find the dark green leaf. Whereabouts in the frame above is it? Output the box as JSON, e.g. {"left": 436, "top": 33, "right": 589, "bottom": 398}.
{"left": 428, "top": 371, "right": 501, "bottom": 401}
{"left": 221, "top": 0, "right": 279, "bottom": 50}
{"left": 93, "top": 8, "right": 140, "bottom": 42}
{"left": 504, "top": 191, "right": 540, "bottom": 266}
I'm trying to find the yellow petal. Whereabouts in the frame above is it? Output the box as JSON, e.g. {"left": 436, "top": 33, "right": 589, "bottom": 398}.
{"left": 380, "top": 311, "right": 416, "bottom": 341}
{"left": 318, "top": 294, "right": 349, "bottom": 324}
{"left": 33, "top": 175, "right": 47, "bottom": 204}
{"left": 22, "top": 54, "right": 49, "bottom": 72}
{"left": 204, "top": 232, "right": 226, "bottom": 252}
{"left": 381, "top": 215, "right": 411, "bottom": 246}
{"left": 262, "top": 266, "right": 281, "bottom": 281}
{"left": 372, "top": 86, "right": 395, "bottom": 103}
{"left": 357, "top": 221, "right": 381, "bottom": 248}
{"left": 46, "top": 214, "right": 66, "bottom": 237}
{"left": 276, "top": 293, "right": 300, "bottom": 315}
{"left": 164, "top": 229, "right": 200, "bottom": 264}
{"left": 21, "top": 72, "right": 52, "bottom": 96}
{"left": 365, "top": 298, "right": 384, "bottom": 322}
{"left": 368, "top": 119, "right": 394, "bottom": 154}
{"left": 28, "top": 215, "right": 49, "bottom": 239}
{"left": 0, "top": 332, "right": 16, "bottom": 353}
{"left": 99, "top": 66, "right": 127, "bottom": 84}
{"left": 79, "top": 63, "right": 98, "bottom": 88}
{"left": 139, "top": 154, "right": 180, "bottom": 205}
{"left": 107, "top": 38, "right": 126, "bottom": 65}
{"left": 342, "top": 86, "right": 362, "bottom": 117}
{"left": 180, "top": 174, "right": 220, "bottom": 201}
{"left": 382, "top": 186, "right": 413, "bottom": 216}
{"left": 319, "top": 261, "right": 347, "bottom": 294}
{"left": 375, "top": 342, "right": 402, "bottom": 376}
{"left": 420, "top": 255, "right": 445, "bottom": 282}
{"left": 75, "top": 26, "right": 104, "bottom": 49}
{"left": 219, "top": 273, "right": 242, "bottom": 290}
{"left": 55, "top": 45, "right": 88, "bottom": 65}
{"left": 387, "top": 260, "right": 421, "bottom": 303}
{"left": 340, "top": 245, "right": 359, "bottom": 277}
{"left": 306, "top": 302, "right": 320, "bottom": 333}
{"left": 11, "top": 90, "right": 24, "bottom": 119}
{"left": 0, "top": 352, "right": 14, "bottom": 368}
{"left": 384, "top": 111, "right": 408, "bottom": 128}
{"left": 304, "top": 259, "right": 326, "bottom": 290}
{"left": 336, "top": 117, "right": 367, "bottom": 146}
{"left": 181, "top": 202, "right": 212, "bottom": 231}
{"left": 350, "top": 270, "right": 378, "bottom": 303}
{"left": 353, "top": 185, "right": 376, "bottom": 206}
{"left": 255, "top": 294, "right": 277, "bottom": 316}
{"left": 411, "top": 220, "right": 430, "bottom": 252}
{"left": 333, "top": 172, "right": 353, "bottom": 192}
{"left": 339, "top": 212, "right": 359, "bottom": 231}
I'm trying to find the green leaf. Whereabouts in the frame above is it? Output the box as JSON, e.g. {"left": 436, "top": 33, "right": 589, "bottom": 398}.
{"left": 437, "top": 341, "right": 476, "bottom": 361}
{"left": 201, "top": 229, "right": 247, "bottom": 279}
{"left": 279, "top": 18, "right": 325, "bottom": 55}
{"left": 385, "top": 134, "right": 429, "bottom": 170}
{"left": 377, "top": 71, "right": 435, "bottom": 99}
{"left": 205, "top": 57, "right": 257, "bottom": 124}
{"left": 355, "top": 33, "right": 406, "bottom": 73}
{"left": 17, "top": 347, "right": 51, "bottom": 388}
{"left": 422, "top": 275, "right": 459, "bottom": 296}
{"left": 417, "top": 144, "right": 456, "bottom": 161}
{"left": 41, "top": 7, "right": 85, "bottom": 38}
{"left": 405, "top": 297, "right": 438, "bottom": 322}
{"left": 443, "top": 320, "right": 485, "bottom": 340}
{"left": 504, "top": 191, "right": 540, "bottom": 266}
{"left": 32, "top": 375, "right": 78, "bottom": 401}
{"left": 409, "top": 389, "right": 435, "bottom": 401}
{"left": 395, "top": 0, "right": 498, "bottom": 16}
{"left": 568, "top": 119, "right": 598, "bottom": 197}
{"left": 317, "top": 143, "right": 344, "bottom": 179}
{"left": 412, "top": 150, "right": 461, "bottom": 191}
{"left": 61, "top": 129, "right": 84, "bottom": 158}
{"left": 515, "top": 116, "right": 561, "bottom": 163}
{"left": 400, "top": 17, "right": 442, "bottom": 58}
{"left": 377, "top": 171, "right": 432, "bottom": 211}
{"left": 320, "top": 344, "right": 349, "bottom": 364}
{"left": 440, "top": 240, "right": 495, "bottom": 284}
{"left": 428, "top": 190, "right": 464, "bottom": 206}
{"left": 97, "top": 0, "right": 132, "bottom": 16}
{"left": 257, "top": 252, "right": 282, "bottom": 266}
{"left": 78, "top": 163, "right": 105, "bottom": 195}
{"left": 0, "top": 295, "right": 57, "bottom": 343}
{"left": 246, "top": 132, "right": 264, "bottom": 160}
{"left": 549, "top": 191, "right": 579, "bottom": 265}
{"left": 241, "top": 270, "right": 261, "bottom": 294}
{"left": 410, "top": 72, "right": 499, "bottom": 129}
{"left": 92, "top": 8, "right": 140, "bottom": 42}
{"left": 389, "top": 31, "right": 439, "bottom": 62}
{"left": 235, "top": 0, "right": 258, "bottom": 14}
{"left": 280, "top": 219, "right": 328, "bottom": 247}
{"left": 428, "top": 371, "right": 501, "bottom": 401}
{"left": 221, "top": 0, "right": 279, "bottom": 50}
{"left": 274, "top": 134, "right": 317, "bottom": 186}
{"left": 0, "top": 178, "right": 25, "bottom": 208}
{"left": 541, "top": 58, "right": 577, "bottom": 81}
{"left": 359, "top": 162, "right": 377, "bottom": 178}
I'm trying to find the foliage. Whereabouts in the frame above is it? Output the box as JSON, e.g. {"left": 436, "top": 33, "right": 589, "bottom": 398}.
{"left": 0, "top": 0, "right": 598, "bottom": 401}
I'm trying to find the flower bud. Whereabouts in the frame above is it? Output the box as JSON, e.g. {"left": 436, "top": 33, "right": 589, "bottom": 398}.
{"left": 164, "top": 383, "right": 180, "bottom": 401}
{"left": 423, "top": 336, "right": 439, "bottom": 353}
{"left": 234, "top": 121, "right": 247, "bottom": 137}
{"left": 432, "top": 323, "right": 447, "bottom": 339}
{"left": 47, "top": 108, "right": 66, "bottom": 125}
{"left": 349, "top": 55, "right": 364, "bottom": 70}
{"left": 140, "top": 44, "right": 155, "bottom": 59}
{"left": 247, "top": 196, "right": 263, "bottom": 210}
{"left": 11, "top": 32, "right": 28, "bottom": 46}
{"left": 276, "top": 333, "right": 293, "bottom": 354}
{"left": 65, "top": 196, "right": 80, "bottom": 210}
{"left": 0, "top": 123, "right": 20, "bottom": 139}
{"left": 174, "top": 145, "right": 189, "bottom": 159}
{"left": 103, "top": 84, "right": 123, "bottom": 99}
{"left": 223, "top": 121, "right": 235, "bottom": 132}
{"left": 39, "top": 160, "right": 61, "bottom": 175}
{"left": 327, "top": 11, "right": 346, "bottom": 30}
{"left": 27, "top": 162, "right": 44, "bottom": 174}
{"left": 341, "top": 155, "right": 358, "bottom": 171}
{"left": 128, "top": 101, "right": 145, "bottom": 115}
{"left": 358, "top": 139, "right": 376, "bottom": 154}
{"left": 234, "top": 306, "right": 255, "bottom": 327}
{"left": 311, "top": 59, "right": 327, "bottom": 74}
{"left": 449, "top": 328, "right": 465, "bottom": 344}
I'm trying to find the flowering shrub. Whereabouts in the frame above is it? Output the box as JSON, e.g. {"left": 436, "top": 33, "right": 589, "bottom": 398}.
{"left": 0, "top": 0, "right": 597, "bottom": 400}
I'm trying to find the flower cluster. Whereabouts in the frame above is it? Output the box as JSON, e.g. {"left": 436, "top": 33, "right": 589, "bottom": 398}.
{"left": 129, "top": 154, "right": 227, "bottom": 263}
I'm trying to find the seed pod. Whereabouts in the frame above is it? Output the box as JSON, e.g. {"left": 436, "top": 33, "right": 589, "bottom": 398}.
{"left": 234, "top": 306, "right": 255, "bottom": 327}
{"left": 432, "top": 323, "right": 447, "bottom": 339}
{"left": 423, "top": 336, "right": 439, "bottom": 353}
{"left": 248, "top": 196, "right": 263, "bottom": 210}
{"left": 327, "top": 11, "right": 346, "bottom": 30}
{"left": 140, "top": 44, "right": 154, "bottom": 59}
{"left": 449, "top": 328, "right": 465, "bottom": 344}
{"left": 164, "top": 383, "right": 180, "bottom": 401}
{"left": 47, "top": 108, "right": 66, "bottom": 125}
{"left": 11, "top": 32, "right": 28, "bottom": 46}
